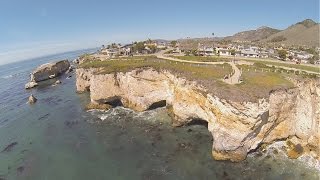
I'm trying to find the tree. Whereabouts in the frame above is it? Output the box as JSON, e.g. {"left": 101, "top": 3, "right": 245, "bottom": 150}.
{"left": 229, "top": 49, "right": 236, "bottom": 60}
{"left": 308, "top": 54, "right": 319, "bottom": 64}
{"left": 132, "top": 41, "right": 145, "bottom": 53}
{"left": 170, "top": 41, "right": 177, "bottom": 47}
{"left": 147, "top": 38, "right": 153, "bottom": 44}
{"left": 148, "top": 45, "right": 157, "bottom": 54}
{"left": 191, "top": 49, "right": 197, "bottom": 56}
{"left": 229, "top": 49, "right": 236, "bottom": 56}
{"left": 278, "top": 49, "right": 287, "bottom": 60}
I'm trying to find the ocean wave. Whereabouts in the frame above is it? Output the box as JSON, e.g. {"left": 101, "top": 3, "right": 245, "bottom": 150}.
{"left": 0, "top": 71, "right": 26, "bottom": 79}
{"left": 89, "top": 106, "right": 167, "bottom": 122}
{"left": 0, "top": 74, "right": 14, "bottom": 79}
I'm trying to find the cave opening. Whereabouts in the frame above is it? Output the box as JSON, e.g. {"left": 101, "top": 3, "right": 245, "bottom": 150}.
{"left": 100, "top": 96, "right": 123, "bottom": 107}
{"left": 147, "top": 100, "right": 167, "bottom": 110}
{"left": 186, "top": 118, "right": 208, "bottom": 128}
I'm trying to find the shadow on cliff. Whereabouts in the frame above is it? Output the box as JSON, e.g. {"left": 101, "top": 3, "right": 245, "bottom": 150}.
{"left": 147, "top": 100, "right": 167, "bottom": 110}
{"left": 186, "top": 118, "right": 208, "bottom": 128}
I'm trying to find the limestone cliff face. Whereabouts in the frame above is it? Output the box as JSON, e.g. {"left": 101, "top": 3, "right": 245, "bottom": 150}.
{"left": 76, "top": 68, "right": 319, "bottom": 162}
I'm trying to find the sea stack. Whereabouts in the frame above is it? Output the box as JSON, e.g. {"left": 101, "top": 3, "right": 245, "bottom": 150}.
{"left": 28, "top": 94, "right": 37, "bottom": 104}
{"left": 25, "top": 60, "right": 70, "bottom": 89}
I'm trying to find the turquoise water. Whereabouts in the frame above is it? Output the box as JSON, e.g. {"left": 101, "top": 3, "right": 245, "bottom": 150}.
{"left": 0, "top": 50, "right": 319, "bottom": 180}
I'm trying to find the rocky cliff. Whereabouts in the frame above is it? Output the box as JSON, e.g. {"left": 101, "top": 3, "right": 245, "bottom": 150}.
{"left": 25, "top": 60, "right": 70, "bottom": 89}
{"left": 76, "top": 68, "right": 319, "bottom": 164}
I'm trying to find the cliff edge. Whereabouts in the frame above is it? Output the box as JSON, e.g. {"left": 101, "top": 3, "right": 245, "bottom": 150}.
{"left": 76, "top": 67, "right": 319, "bottom": 166}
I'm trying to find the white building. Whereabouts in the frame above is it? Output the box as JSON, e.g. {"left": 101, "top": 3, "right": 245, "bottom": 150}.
{"left": 217, "top": 48, "right": 231, "bottom": 56}
{"left": 198, "top": 47, "right": 215, "bottom": 56}
{"left": 101, "top": 48, "right": 119, "bottom": 58}
{"left": 241, "top": 49, "right": 259, "bottom": 58}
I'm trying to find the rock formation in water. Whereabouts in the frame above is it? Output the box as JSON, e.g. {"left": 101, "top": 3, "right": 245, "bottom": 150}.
{"left": 76, "top": 67, "right": 319, "bottom": 163}
{"left": 25, "top": 60, "right": 70, "bottom": 89}
{"left": 28, "top": 94, "right": 37, "bottom": 104}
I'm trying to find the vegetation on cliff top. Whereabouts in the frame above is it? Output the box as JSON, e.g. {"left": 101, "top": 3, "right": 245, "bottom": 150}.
{"left": 79, "top": 56, "right": 233, "bottom": 80}
{"left": 78, "top": 56, "right": 296, "bottom": 102}
{"left": 175, "top": 55, "right": 320, "bottom": 73}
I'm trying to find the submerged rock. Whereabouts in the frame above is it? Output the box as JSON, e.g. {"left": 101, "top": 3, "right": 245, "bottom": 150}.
{"left": 52, "top": 80, "right": 62, "bottom": 86}
{"left": 25, "top": 60, "right": 70, "bottom": 89}
{"left": 16, "top": 166, "right": 24, "bottom": 174}
{"left": 28, "top": 94, "right": 37, "bottom": 104}
{"left": 1, "top": 142, "right": 18, "bottom": 153}
{"left": 85, "top": 102, "right": 112, "bottom": 111}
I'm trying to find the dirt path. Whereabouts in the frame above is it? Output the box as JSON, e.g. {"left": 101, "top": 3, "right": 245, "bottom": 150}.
{"left": 155, "top": 50, "right": 242, "bottom": 84}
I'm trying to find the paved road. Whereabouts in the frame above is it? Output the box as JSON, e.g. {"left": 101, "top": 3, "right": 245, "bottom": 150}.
{"left": 155, "top": 49, "right": 242, "bottom": 84}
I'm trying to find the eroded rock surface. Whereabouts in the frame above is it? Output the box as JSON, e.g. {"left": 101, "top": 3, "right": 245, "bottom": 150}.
{"left": 76, "top": 67, "right": 320, "bottom": 163}
{"left": 28, "top": 94, "right": 37, "bottom": 104}
{"left": 25, "top": 60, "right": 70, "bottom": 89}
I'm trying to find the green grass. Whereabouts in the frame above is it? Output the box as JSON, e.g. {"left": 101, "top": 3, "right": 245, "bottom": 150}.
{"left": 241, "top": 58, "right": 319, "bottom": 73}
{"left": 79, "top": 55, "right": 299, "bottom": 102}
{"left": 210, "top": 68, "right": 295, "bottom": 102}
{"left": 175, "top": 55, "right": 320, "bottom": 73}
{"left": 79, "top": 56, "right": 233, "bottom": 80}
{"left": 172, "top": 56, "right": 231, "bottom": 62}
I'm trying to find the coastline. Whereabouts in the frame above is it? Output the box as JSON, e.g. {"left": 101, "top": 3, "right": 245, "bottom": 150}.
{"left": 75, "top": 62, "right": 320, "bottom": 169}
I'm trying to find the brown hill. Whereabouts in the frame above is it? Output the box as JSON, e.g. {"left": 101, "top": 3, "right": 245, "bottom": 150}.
{"left": 261, "top": 19, "right": 319, "bottom": 47}
{"left": 224, "top": 26, "right": 280, "bottom": 42}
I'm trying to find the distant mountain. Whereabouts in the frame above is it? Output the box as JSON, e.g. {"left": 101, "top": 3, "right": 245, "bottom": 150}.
{"left": 223, "top": 26, "right": 280, "bottom": 42}
{"left": 261, "top": 19, "right": 319, "bottom": 47}
{"left": 222, "top": 19, "right": 319, "bottom": 47}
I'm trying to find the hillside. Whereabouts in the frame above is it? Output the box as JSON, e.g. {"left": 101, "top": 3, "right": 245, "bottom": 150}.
{"left": 178, "top": 37, "right": 223, "bottom": 50}
{"left": 224, "top": 26, "right": 280, "bottom": 42}
{"left": 261, "top": 19, "right": 319, "bottom": 47}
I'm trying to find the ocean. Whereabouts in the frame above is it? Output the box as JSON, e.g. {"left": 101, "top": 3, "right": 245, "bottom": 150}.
{"left": 0, "top": 50, "right": 319, "bottom": 180}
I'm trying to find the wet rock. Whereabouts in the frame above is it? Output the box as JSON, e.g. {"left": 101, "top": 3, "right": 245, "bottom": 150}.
{"left": 287, "top": 143, "right": 304, "bottom": 159}
{"left": 64, "top": 120, "right": 79, "bottom": 128}
{"left": 55, "top": 80, "right": 61, "bottom": 84}
{"left": 65, "top": 66, "right": 73, "bottom": 73}
{"left": 1, "top": 142, "right": 18, "bottom": 153}
{"left": 25, "top": 60, "right": 70, "bottom": 88}
{"left": 25, "top": 81, "right": 38, "bottom": 89}
{"left": 187, "top": 129, "right": 192, "bottom": 132}
{"left": 85, "top": 103, "right": 112, "bottom": 111}
{"left": 16, "top": 166, "right": 24, "bottom": 174}
{"left": 28, "top": 94, "right": 37, "bottom": 104}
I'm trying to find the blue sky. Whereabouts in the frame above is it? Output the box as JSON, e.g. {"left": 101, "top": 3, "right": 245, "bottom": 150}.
{"left": 0, "top": 0, "right": 319, "bottom": 65}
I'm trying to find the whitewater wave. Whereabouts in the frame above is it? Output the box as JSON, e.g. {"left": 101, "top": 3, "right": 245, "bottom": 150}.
{"left": 0, "top": 74, "right": 14, "bottom": 79}
{"left": 0, "top": 71, "right": 26, "bottom": 79}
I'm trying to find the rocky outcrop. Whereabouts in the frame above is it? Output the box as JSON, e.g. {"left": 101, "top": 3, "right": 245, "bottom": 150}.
{"left": 28, "top": 94, "right": 37, "bottom": 104}
{"left": 25, "top": 81, "right": 38, "bottom": 89}
{"left": 76, "top": 67, "right": 320, "bottom": 163}
{"left": 25, "top": 60, "right": 70, "bottom": 89}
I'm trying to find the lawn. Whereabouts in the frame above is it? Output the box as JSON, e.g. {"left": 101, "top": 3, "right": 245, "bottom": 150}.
{"left": 172, "top": 56, "right": 231, "bottom": 62}
{"left": 241, "top": 58, "right": 320, "bottom": 73}
{"left": 79, "top": 56, "right": 233, "bottom": 80}
{"left": 175, "top": 55, "right": 320, "bottom": 73}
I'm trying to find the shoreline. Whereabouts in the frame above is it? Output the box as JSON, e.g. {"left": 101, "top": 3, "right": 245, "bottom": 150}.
{"left": 75, "top": 64, "right": 320, "bottom": 166}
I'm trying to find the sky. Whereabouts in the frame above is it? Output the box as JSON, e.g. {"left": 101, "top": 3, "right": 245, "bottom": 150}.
{"left": 0, "top": 0, "right": 319, "bottom": 65}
